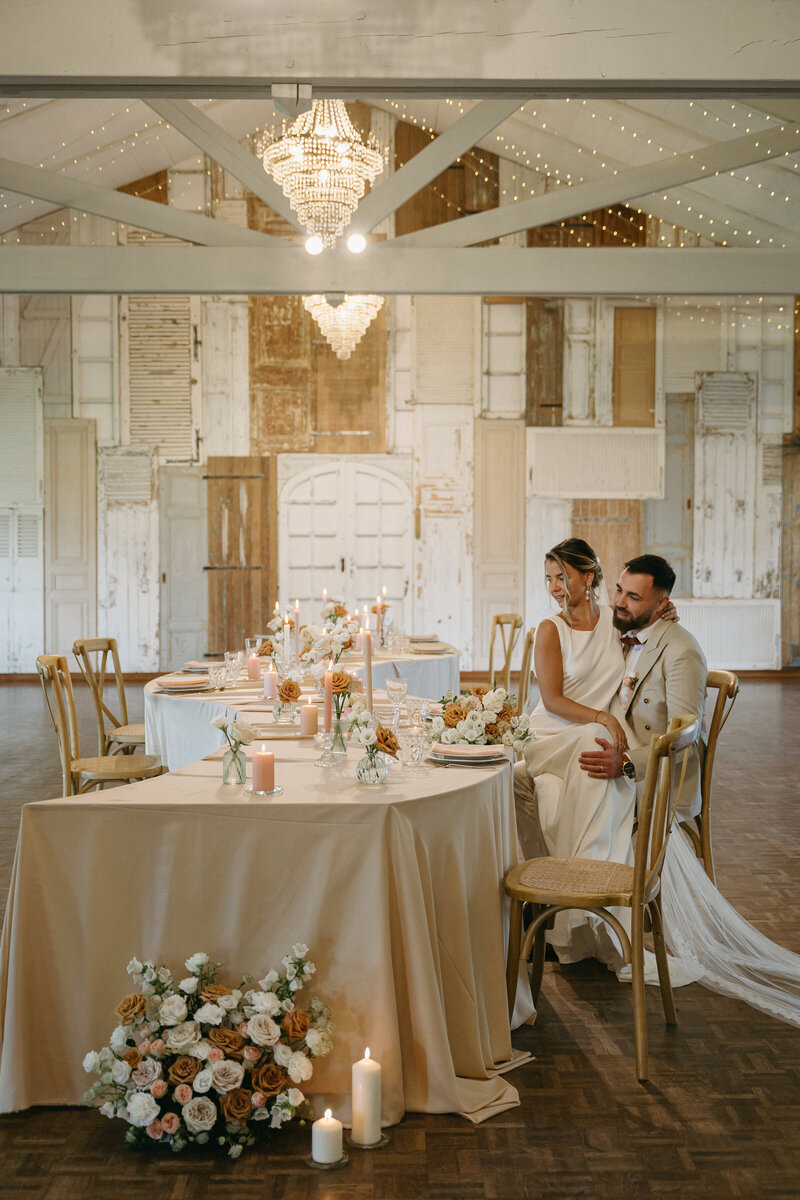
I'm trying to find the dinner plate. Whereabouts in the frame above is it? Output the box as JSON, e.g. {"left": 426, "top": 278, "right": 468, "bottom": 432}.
{"left": 410, "top": 644, "right": 451, "bottom": 655}
{"left": 427, "top": 753, "right": 506, "bottom": 767}
{"left": 183, "top": 660, "right": 223, "bottom": 672}
{"left": 410, "top": 634, "right": 438, "bottom": 642}
{"left": 156, "top": 682, "right": 215, "bottom": 695}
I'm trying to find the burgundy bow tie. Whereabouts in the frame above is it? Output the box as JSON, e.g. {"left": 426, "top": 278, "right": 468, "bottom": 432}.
{"left": 620, "top": 634, "right": 640, "bottom": 647}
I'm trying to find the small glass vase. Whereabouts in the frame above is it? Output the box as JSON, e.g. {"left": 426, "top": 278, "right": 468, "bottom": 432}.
{"left": 356, "top": 749, "right": 388, "bottom": 786}
{"left": 331, "top": 715, "right": 348, "bottom": 757}
{"left": 273, "top": 701, "right": 298, "bottom": 724}
{"left": 222, "top": 747, "right": 246, "bottom": 785}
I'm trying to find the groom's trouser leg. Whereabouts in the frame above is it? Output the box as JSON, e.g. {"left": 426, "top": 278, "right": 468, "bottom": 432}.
{"left": 513, "top": 760, "right": 549, "bottom": 861}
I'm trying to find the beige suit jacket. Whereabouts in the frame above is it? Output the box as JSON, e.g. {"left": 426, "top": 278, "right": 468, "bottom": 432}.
{"left": 609, "top": 618, "right": 707, "bottom": 820}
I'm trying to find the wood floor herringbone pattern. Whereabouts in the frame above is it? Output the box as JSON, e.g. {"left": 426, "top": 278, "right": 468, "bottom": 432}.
{"left": 0, "top": 680, "right": 798, "bottom": 1200}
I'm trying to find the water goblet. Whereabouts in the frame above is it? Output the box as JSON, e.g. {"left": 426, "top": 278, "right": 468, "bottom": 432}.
{"left": 385, "top": 677, "right": 408, "bottom": 731}
{"left": 405, "top": 695, "right": 430, "bottom": 726}
{"left": 208, "top": 664, "right": 226, "bottom": 691}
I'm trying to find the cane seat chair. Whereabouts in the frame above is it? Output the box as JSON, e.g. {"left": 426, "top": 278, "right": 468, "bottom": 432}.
{"left": 680, "top": 669, "right": 739, "bottom": 884}
{"left": 72, "top": 636, "right": 146, "bottom": 756}
{"left": 516, "top": 626, "right": 536, "bottom": 714}
{"left": 37, "top": 655, "right": 162, "bottom": 796}
{"left": 487, "top": 613, "right": 523, "bottom": 693}
{"left": 505, "top": 714, "right": 701, "bottom": 1082}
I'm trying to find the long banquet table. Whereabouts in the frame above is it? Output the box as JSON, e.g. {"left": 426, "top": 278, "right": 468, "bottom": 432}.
{"left": 0, "top": 737, "right": 534, "bottom": 1123}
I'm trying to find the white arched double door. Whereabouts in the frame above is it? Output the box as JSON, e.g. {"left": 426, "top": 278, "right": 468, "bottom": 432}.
{"left": 278, "top": 455, "right": 413, "bottom": 628}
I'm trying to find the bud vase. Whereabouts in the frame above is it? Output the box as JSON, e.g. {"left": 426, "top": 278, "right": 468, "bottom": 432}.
{"left": 332, "top": 716, "right": 348, "bottom": 757}
{"left": 222, "top": 747, "right": 246, "bottom": 785}
{"left": 356, "top": 749, "right": 388, "bottom": 785}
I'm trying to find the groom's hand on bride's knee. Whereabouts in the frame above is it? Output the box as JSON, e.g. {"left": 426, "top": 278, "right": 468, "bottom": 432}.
{"left": 578, "top": 738, "right": 624, "bottom": 780}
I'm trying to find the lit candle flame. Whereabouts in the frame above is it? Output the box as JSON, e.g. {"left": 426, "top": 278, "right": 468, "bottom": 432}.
{"left": 324, "top": 1108, "right": 332, "bottom": 1119}
{"left": 364, "top": 1047, "right": 371, "bottom": 1060}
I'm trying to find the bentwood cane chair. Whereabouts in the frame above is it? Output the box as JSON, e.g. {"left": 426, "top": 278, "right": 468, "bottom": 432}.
{"left": 680, "top": 669, "right": 739, "bottom": 884}
{"left": 72, "top": 636, "right": 146, "bottom": 756}
{"left": 37, "top": 654, "right": 162, "bottom": 796}
{"left": 505, "top": 714, "right": 701, "bottom": 1082}
{"left": 487, "top": 613, "right": 523, "bottom": 693}
{"left": 516, "top": 626, "right": 536, "bottom": 714}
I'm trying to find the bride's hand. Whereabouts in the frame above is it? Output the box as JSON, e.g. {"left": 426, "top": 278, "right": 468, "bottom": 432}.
{"left": 595, "top": 712, "right": 628, "bottom": 753}
{"left": 662, "top": 599, "right": 680, "bottom": 623}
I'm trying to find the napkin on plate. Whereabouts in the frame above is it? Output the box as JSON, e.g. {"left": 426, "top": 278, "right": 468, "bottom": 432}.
{"left": 430, "top": 742, "right": 505, "bottom": 758}
{"left": 157, "top": 673, "right": 209, "bottom": 688}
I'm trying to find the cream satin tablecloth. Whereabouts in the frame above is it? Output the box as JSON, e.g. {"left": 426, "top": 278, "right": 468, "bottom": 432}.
{"left": 0, "top": 750, "right": 533, "bottom": 1121}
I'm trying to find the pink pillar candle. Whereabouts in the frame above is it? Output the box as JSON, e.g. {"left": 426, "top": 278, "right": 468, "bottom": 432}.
{"left": 300, "top": 704, "right": 319, "bottom": 736}
{"left": 263, "top": 665, "right": 278, "bottom": 698}
{"left": 247, "top": 653, "right": 260, "bottom": 680}
{"left": 252, "top": 748, "right": 275, "bottom": 793}
{"left": 323, "top": 671, "right": 333, "bottom": 733}
{"left": 363, "top": 632, "right": 373, "bottom": 712}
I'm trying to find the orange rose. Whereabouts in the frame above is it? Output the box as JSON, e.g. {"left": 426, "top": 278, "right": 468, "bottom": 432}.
{"left": 199, "top": 982, "right": 232, "bottom": 1004}
{"left": 167, "top": 1055, "right": 200, "bottom": 1085}
{"left": 484, "top": 722, "right": 499, "bottom": 739}
{"left": 208, "top": 1027, "right": 244, "bottom": 1060}
{"left": 278, "top": 679, "right": 302, "bottom": 703}
{"left": 122, "top": 1047, "right": 142, "bottom": 1070}
{"left": 470, "top": 685, "right": 489, "bottom": 698}
{"left": 255, "top": 639, "right": 274, "bottom": 657}
{"left": 252, "top": 1062, "right": 287, "bottom": 1097}
{"left": 333, "top": 603, "right": 348, "bottom": 617}
{"left": 443, "top": 702, "right": 467, "bottom": 728}
{"left": 115, "top": 993, "right": 146, "bottom": 1025}
{"left": 497, "top": 704, "right": 513, "bottom": 723}
{"left": 330, "top": 672, "right": 352, "bottom": 695}
{"left": 219, "top": 1087, "right": 252, "bottom": 1125}
{"left": 282, "top": 1009, "right": 311, "bottom": 1040}
{"left": 375, "top": 724, "right": 399, "bottom": 758}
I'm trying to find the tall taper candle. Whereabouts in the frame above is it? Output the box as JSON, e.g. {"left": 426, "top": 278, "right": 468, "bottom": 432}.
{"left": 323, "top": 669, "right": 333, "bottom": 733}
{"left": 363, "top": 631, "right": 373, "bottom": 712}
{"left": 351, "top": 1048, "right": 381, "bottom": 1145}
{"left": 295, "top": 599, "right": 301, "bottom": 661}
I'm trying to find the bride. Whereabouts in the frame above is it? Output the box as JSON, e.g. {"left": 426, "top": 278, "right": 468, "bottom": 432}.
{"left": 514, "top": 537, "right": 800, "bottom": 1027}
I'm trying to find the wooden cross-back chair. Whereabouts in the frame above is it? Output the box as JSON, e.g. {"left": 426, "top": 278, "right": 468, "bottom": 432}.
{"left": 516, "top": 626, "right": 536, "bottom": 714}
{"left": 72, "top": 636, "right": 146, "bottom": 756}
{"left": 505, "top": 714, "right": 701, "bottom": 1082}
{"left": 487, "top": 613, "right": 523, "bottom": 694}
{"left": 37, "top": 654, "right": 161, "bottom": 796}
{"left": 680, "top": 668, "right": 739, "bottom": 884}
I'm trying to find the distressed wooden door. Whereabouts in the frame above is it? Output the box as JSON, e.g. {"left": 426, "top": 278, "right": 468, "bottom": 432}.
{"left": 159, "top": 465, "right": 208, "bottom": 669}
{"left": 44, "top": 419, "right": 97, "bottom": 653}
{"left": 644, "top": 395, "right": 694, "bottom": 594}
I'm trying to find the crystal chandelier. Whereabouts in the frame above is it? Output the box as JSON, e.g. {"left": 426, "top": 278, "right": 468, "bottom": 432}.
{"left": 303, "top": 294, "right": 385, "bottom": 359}
{"left": 260, "top": 100, "right": 385, "bottom": 249}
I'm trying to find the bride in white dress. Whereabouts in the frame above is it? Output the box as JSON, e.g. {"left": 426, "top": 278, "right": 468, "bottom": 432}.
{"left": 519, "top": 537, "right": 800, "bottom": 1027}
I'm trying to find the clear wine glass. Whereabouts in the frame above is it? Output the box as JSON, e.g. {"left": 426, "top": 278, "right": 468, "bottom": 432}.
{"left": 385, "top": 677, "right": 408, "bottom": 731}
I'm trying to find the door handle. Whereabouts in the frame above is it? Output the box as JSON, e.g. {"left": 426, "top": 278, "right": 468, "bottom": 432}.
{"left": 341, "top": 557, "right": 345, "bottom": 572}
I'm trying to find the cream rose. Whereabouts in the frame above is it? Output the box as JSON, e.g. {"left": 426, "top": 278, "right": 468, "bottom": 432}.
{"left": 165, "top": 1021, "right": 201, "bottom": 1053}
{"left": 211, "top": 1059, "right": 245, "bottom": 1093}
{"left": 247, "top": 1014, "right": 281, "bottom": 1046}
{"left": 286, "top": 1050, "right": 313, "bottom": 1083}
{"left": 157, "top": 994, "right": 188, "bottom": 1027}
{"left": 181, "top": 1095, "right": 217, "bottom": 1133}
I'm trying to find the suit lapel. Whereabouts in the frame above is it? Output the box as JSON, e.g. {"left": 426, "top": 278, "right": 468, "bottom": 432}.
{"left": 627, "top": 619, "right": 670, "bottom": 708}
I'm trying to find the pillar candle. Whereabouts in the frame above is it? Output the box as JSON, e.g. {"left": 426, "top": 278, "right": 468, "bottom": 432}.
{"left": 355, "top": 628, "right": 364, "bottom": 654}
{"left": 263, "top": 663, "right": 278, "bottom": 698}
{"left": 251, "top": 747, "right": 274, "bottom": 793}
{"left": 247, "top": 653, "right": 260, "bottom": 680}
{"left": 300, "top": 704, "right": 318, "bottom": 736}
{"left": 311, "top": 1109, "right": 342, "bottom": 1164}
{"left": 323, "top": 670, "right": 333, "bottom": 733}
{"left": 363, "top": 631, "right": 373, "bottom": 712}
{"left": 351, "top": 1048, "right": 381, "bottom": 1145}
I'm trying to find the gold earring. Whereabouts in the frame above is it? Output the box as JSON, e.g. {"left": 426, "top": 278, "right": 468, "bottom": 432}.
{"left": 585, "top": 586, "right": 590, "bottom": 599}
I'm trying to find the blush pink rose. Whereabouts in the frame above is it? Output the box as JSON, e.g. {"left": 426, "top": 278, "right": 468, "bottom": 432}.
{"left": 173, "top": 1084, "right": 192, "bottom": 1105}
{"left": 146, "top": 1120, "right": 164, "bottom": 1140}
{"left": 150, "top": 1080, "right": 166, "bottom": 1099}
{"left": 243, "top": 1046, "right": 260, "bottom": 1062}
{"left": 238, "top": 1022, "right": 248, "bottom": 1036}
{"left": 161, "top": 1113, "right": 180, "bottom": 1135}
{"left": 207, "top": 1047, "right": 225, "bottom": 1063}
{"left": 139, "top": 1041, "right": 151, "bottom": 1055}
{"left": 251, "top": 1091, "right": 266, "bottom": 1108}
{"left": 150, "top": 1039, "right": 165, "bottom": 1054}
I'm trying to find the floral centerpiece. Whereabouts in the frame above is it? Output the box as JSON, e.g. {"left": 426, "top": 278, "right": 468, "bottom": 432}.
{"left": 320, "top": 597, "right": 350, "bottom": 626}
{"left": 349, "top": 699, "right": 399, "bottom": 784}
{"left": 432, "top": 686, "right": 532, "bottom": 751}
{"left": 211, "top": 713, "right": 258, "bottom": 784}
{"left": 301, "top": 617, "right": 359, "bottom": 671}
{"left": 83, "top": 946, "right": 334, "bottom": 1158}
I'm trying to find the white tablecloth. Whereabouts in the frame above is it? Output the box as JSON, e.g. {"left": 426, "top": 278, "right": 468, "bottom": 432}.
{"left": 0, "top": 749, "right": 533, "bottom": 1122}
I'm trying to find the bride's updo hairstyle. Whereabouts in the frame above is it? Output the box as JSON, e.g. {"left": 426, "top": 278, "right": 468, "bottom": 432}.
{"left": 545, "top": 538, "right": 603, "bottom": 625}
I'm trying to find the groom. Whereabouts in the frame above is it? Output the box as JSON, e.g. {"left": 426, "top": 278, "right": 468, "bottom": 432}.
{"left": 577, "top": 554, "right": 707, "bottom": 814}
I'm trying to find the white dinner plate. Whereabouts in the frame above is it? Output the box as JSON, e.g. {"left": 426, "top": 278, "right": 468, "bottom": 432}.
{"left": 156, "top": 682, "right": 215, "bottom": 695}
{"left": 410, "top": 644, "right": 451, "bottom": 655}
{"left": 427, "top": 753, "right": 506, "bottom": 767}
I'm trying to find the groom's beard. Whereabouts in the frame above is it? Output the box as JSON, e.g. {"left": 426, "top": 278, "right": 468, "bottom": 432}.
{"left": 612, "top": 607, "right": 657, "bottom": 633}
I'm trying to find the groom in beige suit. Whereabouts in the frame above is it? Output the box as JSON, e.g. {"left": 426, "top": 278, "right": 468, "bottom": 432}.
{"left": 578, "top": 554, "right": 707, "bottom": 820}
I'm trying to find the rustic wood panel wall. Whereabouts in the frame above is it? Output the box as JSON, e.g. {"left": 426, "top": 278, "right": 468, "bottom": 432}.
{"left": 781, "top": 297, "right": 800, "bottom": 665}
{"left": 571, "top": 498, "right": 643, "bottom": 589}
{"left": 526, "top": 298, "right": 564, "bottom": 426}
{"left": 394, "top": 123, "right": 499, "bottom": 239}
{"left": 613, "top": 306, "right": 656, "bottom": 426}
{"left": 206, "top": 455, "right": 277, "bottom": 654}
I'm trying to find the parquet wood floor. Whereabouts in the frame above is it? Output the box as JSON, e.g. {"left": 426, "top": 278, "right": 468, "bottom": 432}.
{"left": 0, "top": 680, "right": 799, "bottom": 1200}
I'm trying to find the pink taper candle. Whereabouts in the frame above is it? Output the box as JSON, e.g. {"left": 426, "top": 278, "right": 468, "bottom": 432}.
{"left": 364, "top": 631, "right": 373, "bottom": 712}
{"left": 323, "top": 670, "right": 333, "bottom": 733}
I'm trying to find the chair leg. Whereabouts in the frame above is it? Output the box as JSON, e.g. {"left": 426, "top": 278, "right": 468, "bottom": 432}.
{"left": 649, "top": 895, "right": 677, "bottom": 1026}
{"left": 630, "top": 905, "right": 649, "bottom": 1082}
{"left": 506, "top": 897, "right": 523, "bottom": 1021}
{"left": 530, "top": 914, "right": 546, "bottom": 1005}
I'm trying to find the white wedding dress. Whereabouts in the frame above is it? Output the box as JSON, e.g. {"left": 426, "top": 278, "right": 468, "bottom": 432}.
{"left": 526, "top": 605, "right": 800, "bottom": 1026}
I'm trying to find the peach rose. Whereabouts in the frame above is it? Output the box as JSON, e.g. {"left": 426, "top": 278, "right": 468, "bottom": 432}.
{"left": 219, "top": 1088, "right": 252, "bottom": 1126}
{"left": 161, "top": 1113, "right": 180, "bottom": 1135}
{"left": 443, "top": 702, "right": 467, "bottom": 728}
{"left": 173, "top": 1083, "right": 193, "bottom": 1105}
{"left": 207, "top": 1027, "right": 244, "bottom": 1060}
{"left": 151, "top": 1080, "right": 166, "bottom": 1099}
{"left": 167, "top": 1056, "right": 200, "bottom": 1086}
{"left": 115, "top": 993, "right": 146, "bottom": 1025}
{"left": 122, "top": 1047, "right": 142, "bottom": 1070}
{"left": 149, "top": 1039, "right": 165, "bottom": 1055}
{"left": 375, "top": 725, "right": 399, "bottom": 758}
{"left": 255, "top": 639, "right": 274, "bottom": 657}
{"left": 281, "top": 1009, "right": 311, "bottom": 1040}
{"left": 470, "top": 685, "right": 489, "bottom": 698}
{"left": 243, "top": 1045, "right": 261, "bottom": 1062}
{"left": 278, "top": 679, "right": 302, "bottom": 703}
{"left": 146, "top": 1120, "right": 164, "bottom": 1140}
{"left": 330, "top": 672, "right": 352, "bottom": 695}
{"left": 251, "top": 1091, "right": 267, "bottom": 1108}
{"left": 207, "top": 1047, "right": 225, "bottom": 1063}
{"left": 251, "top": 1062, "right": 287, "bottom": 1097}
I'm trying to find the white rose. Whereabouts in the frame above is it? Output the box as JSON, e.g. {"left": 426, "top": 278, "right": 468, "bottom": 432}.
{"left": 185, "top": 952, "right": 209, "bottom": 975}
{"left": 82, "top": 1050, "right": 99, "bottom": 1074}
{"left": 187, "top": 1039, "right": 211, "bottom": 1060}
{"left": 158, "top": 994, "right": 188, "bottom": 1026}
{"left": 193, "top": 1002, "right": 225, "bottom": 1026}
{"left": 249, "top": 991, "right": 281, "bottom": 1017}
{"left": 181, "top": 1095, "right": 217, "bottom": 1133}
{"left": 247, "top": 1014, "right": 281, "bottom": 1046}
{"left": 210, "top": 714, "right": 228, "bottom": 730}
{"left": 273, "top": 1043, "right": 293, "bottom": 1067}
{"left": 127, "top": 1091, "right": 160, "bottom": 1127}
{"left": 179, "top": 977, "right": 199, "bottom": 995}
{"left": 109, "top": 1026, "right": 129, "bottom": 1054}
{"left": 166, "top": 1021, "right": 201, "bottom": 1052}
{"left": 111, "top": 1058, "right": 131, "bottom": 1085}
{"left": 287, "top": 1087, "right": 305, "bottom": 1107}
{"left": 305, "top": 1028, "right": 326, "bottom": 1054}
{"left": 157, "top": 967, "right": 172, "bottom": 984}
{"left": 287, "top": 1051, "right": 313, "bottom": 1083}
{"left": 211, "top": 1059, "right": 245, "bottom": 1093}
{"left": 193, "top": 1067, "right": 213, "bottom": 1093}
{"left": 431, "top": 715, "right": 445, "bottom": 733}
{"left": 99, "top": 1101, "right": 115, "bottom": 1119}
{"left": 231, "top": 719, "right": 257, "bottom": 744}
{"left": 217, "top": 990, "right": 241, "bottom": 1011}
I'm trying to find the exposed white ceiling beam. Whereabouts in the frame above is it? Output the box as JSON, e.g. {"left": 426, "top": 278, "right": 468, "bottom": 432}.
{"left": 144, "top": 99, "right": 302, "bottom": 230}
{"left": 1, "top": 246, "right": 797, "bottom": 296}
{"left": 388, "top": 122, "right": 800, "bottom": 247}
{"left": 0, "top": 156, "right": 285, "bottom": 246}
{"left": 350, "top": 99, "right": 524, "bottom": 234}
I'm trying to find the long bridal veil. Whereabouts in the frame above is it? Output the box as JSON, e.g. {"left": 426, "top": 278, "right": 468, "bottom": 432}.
{"left": 661, "top": 824, "right": 800, "bottom": 1027}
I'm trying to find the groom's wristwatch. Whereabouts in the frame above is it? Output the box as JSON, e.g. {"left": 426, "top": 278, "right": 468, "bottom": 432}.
{"left": 621, "top": 754, "right": 636, "bottom": 780}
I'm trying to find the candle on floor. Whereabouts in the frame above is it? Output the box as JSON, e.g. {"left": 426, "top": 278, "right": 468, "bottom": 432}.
{"left": 264, "top": 662, "right": 278, "bottom": 698}
{"left": 351, "top": 1048, "right": 381, "bottom": 1146}
{"left": 311, "top": 1109, "right": 342, "bottom": 1164}
{"left": 247, "top": 653, "right": 260, "bottom": 680}
{"left": 252, "top": 746, "right": 274, "bottom": 793}
{"left": 363, "top": 631, "right": 373, "bottom": 711}
{"left": 300, "top": 704, "right": 318, "bottom": 736}
{"left": 323, "top": 669, "right": 333, "bottom": 733}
